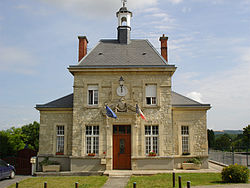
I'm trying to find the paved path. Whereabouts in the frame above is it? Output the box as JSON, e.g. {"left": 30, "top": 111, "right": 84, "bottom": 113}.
{"left": 0, "top": 175, "right": 31, "bottom": 188}
{"left": 102, "top": 176, "right": 130, "bottom": 188}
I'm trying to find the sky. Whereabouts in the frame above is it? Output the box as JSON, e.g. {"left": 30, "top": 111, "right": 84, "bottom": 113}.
{"left": 0, "top": 0, "right": 250, "bottom": 131}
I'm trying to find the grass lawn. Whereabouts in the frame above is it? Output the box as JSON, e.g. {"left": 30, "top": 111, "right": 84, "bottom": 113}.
{"left": 126, "top": 173, "right": 225, "bottom": 188}
{"left": 8, "top": 176, "right": 108, "bottom": 188}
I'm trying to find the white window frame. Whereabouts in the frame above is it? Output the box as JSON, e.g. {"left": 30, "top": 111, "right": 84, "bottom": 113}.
{"left": 146, "top": 84, "right": 157, "bottom": 105}
{"left": 86, "top": 126, "right": 99, "bottom": 154}
{"left": 56, "top": 125, "right": 64, "bottom": 154}
{"left": 145, "top": 125, "right": 158, "bottom": 155}
{"left": 88, "top": 85, "right": 98, "bottom": 105}
{"left": 181, "top": 126, "right": 189, "bottom": 154}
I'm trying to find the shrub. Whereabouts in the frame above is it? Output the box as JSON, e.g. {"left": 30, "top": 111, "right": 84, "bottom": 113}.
{"left": 221, "top": 164, "right": 249, "bottom": 183}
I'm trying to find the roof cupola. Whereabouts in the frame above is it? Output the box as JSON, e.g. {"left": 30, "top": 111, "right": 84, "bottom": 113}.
{"left": 116, "top": 0, "right": 132, "bottom": 44}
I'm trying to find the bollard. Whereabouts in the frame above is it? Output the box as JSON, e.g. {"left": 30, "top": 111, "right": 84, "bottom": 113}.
{"left": 75, "top": 182, "right": 79, "bottom": 188}
{"left": 172, "top": 172, "right": 175, "bottom": 187}
{"left": 44, "top": 181, "right": 47, "bottom": 188}
{"left": 178, "top": 176, "right": 182, "bottom": 188}
{"left": 187, "top": 181, "right": 191, "bottom": 188}
{"left": 16, "top": 182, "right": 19, "bottom": 188}
{"left": 133, "top": 182, "right": 136, "bottom": 188}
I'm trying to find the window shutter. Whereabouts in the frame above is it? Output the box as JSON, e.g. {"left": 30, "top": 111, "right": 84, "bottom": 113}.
{"left": 146, "top": 85, "right": 156, "bottom": 97}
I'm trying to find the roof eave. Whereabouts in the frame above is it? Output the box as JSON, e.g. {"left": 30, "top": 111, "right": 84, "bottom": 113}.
{"left": 68, "top": 65, "right": 177, "bottom": 75}
{"left": 172, "top": 105, "right": 211, "bottom": 111}
{"left": 35, "top": 107, "right": 73, "bottom": 111}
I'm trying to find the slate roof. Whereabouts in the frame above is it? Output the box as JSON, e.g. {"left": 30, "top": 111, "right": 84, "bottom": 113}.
{"left": 70, "top": 40, "right": 172, "bottom": 68}
{"left": 171, "top": 91, "right": 210, "bottom": 107}
{"left": 36, "top": 91, "right": 210, "bottom": 109}
{"left": 36, "top": 94, "right": 73, "bottom": 109}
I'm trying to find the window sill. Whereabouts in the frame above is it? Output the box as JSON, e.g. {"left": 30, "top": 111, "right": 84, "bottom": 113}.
{"left": 86, "top": 106, "right": 100, "bottom": 109}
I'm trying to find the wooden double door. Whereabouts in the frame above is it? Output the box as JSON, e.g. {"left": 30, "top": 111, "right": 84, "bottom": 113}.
{"left": 113, "top": 125, "right": 131, "bottom": 170}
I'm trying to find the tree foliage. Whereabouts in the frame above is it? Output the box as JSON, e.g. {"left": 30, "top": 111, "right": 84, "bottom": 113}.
{"left": 0, "top": 121, "right": 39, "bottom": 158}
{"left": 207, "top": 129, "right": 215, "bottom": 148}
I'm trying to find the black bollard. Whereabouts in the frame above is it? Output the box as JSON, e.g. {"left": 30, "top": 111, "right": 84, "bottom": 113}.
{"left": 75, "top": 182, "right": 79, "bottom": 188}
{"left": 16, "top": 182, "right": 19, "bottom": 188}
{"left": 44, "top": 182, "right": 47, "bottom": 188}
{"left": 187, "top": 181, "right": 191, "bottom": 188}
{"left": 133, "top": 182, "right": 136, "bottom": 188}
{"left": 178, "top": 176, "right": 182, "bottom": 188}
{"left": 173, "top": 172, "right": 175, "bottom": 187}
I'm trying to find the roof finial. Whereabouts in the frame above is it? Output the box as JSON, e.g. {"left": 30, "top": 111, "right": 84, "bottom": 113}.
{"left": 122, "top": 0, "right": 127, "bottom": 7}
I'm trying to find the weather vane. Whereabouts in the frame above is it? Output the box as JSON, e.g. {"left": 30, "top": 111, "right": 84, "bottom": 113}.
{"left": 122, "top": 0, "right": 127, "bottom": 7}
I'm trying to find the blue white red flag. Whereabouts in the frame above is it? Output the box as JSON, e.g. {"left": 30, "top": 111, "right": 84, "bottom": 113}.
{"left": 106, "top": 105, "right": 117, "bottom": 119}
{"left": 136, "top": 104, "right": 146, "bottom": 120}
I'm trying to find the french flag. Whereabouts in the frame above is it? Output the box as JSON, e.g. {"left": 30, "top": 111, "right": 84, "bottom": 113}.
{"left": 136, "top": 104, "right": 146, "bottom": 120}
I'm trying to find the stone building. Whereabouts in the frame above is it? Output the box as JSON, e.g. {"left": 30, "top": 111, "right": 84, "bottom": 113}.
{"left": 36, "top": 3, "right": 210, "bottom": 171}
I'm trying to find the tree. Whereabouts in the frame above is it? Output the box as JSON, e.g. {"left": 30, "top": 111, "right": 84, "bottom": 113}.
{"left": 214, "top": 134, "right": 232, "bottom": 151}
{"left": 0, "top": 121, "right": 40, "bottom": 158}
{"left": 21, "top": 121, "right": 40, "bottom": 152}
{"left": 243, "top": 125, "right": 250, "bottom": 148}
{"left": 207, "top": 129, "right": 215, "bottom": 148}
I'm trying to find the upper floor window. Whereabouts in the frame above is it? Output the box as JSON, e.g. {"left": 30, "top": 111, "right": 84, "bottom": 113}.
{"left": 56, "top": 125, "right": 64, "bottom": 155}
{"left": 88, "top": 85, "right": 98, "bottom": 105}
{"left": 181, "top": 126, "right": 189, "bottom": 154}
{"left": 146, "top": 84, "right": 156, "bottom": 105}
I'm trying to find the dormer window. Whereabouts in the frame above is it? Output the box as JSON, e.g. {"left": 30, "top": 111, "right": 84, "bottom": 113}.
{"left": 146, "top": 84, "right": 157, "bottom": 105}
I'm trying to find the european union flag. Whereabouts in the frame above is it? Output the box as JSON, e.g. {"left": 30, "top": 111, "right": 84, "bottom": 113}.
{"left": 106, "top": 105, "right": 117, "bottom": 119}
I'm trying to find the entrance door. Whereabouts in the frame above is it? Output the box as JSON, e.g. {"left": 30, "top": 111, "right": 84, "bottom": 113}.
{"left": 113, "top": 125, "right": 131, "bottom": 170}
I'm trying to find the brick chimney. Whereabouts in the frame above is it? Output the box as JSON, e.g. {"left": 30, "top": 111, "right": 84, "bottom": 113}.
{"left": 78, "top": 36, "right": 88, "bottom": 62}
{"left": 159, "top": 34, "right": 168, "bottom": 62}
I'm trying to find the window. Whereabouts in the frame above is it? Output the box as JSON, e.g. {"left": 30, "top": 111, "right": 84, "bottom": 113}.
{"left": 88, "top": 85, "right": 98, "bottom": 105}
{"left": 181, "top": 126, "right": 189, "bottom": 153}
{"left": 56, "top": 126, "right": 64, "bottom": 154}
{"left": 86, "top": 126, "right": 99, "bottom": 154}
{"left": 145, "top": 125, "right": 158, "bottom": 155}
{"left": 146, "top": 85, "right": 156, "bottom": 105}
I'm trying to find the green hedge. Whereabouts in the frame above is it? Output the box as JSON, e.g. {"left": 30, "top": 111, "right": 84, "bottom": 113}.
{"left": 221, "top": 164, "right": 249, "bottom": 183}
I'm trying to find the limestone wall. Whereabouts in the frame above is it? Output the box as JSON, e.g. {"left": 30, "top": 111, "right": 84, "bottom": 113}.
{"left": 172, "top": 109, "right": 208, "bottom": 157}
{"left": 38, "top": 110, "right": 73, "bottom": 156}
{"left": 71, "top": 70, "right": 173, "bottom": 164}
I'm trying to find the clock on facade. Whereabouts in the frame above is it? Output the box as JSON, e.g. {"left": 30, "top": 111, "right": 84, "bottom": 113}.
{"left": 116, "top": 86, "right": 128, "bottom": 96}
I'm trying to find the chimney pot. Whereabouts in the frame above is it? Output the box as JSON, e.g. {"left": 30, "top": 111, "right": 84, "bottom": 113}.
{"left": 159, "top": 34, "right": 168, "bottom": 62}
{"left": 78, "top": 36, "right": 88, "bottom": 62}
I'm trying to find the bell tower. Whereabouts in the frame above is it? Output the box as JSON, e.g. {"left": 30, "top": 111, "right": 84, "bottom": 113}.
{"left": 116, "top": 0, "right": 132, "bottom": 44}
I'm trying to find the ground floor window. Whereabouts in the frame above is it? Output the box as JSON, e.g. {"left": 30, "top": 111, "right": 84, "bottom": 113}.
{"left": 145, "top": 125, "right": 158, "bottom": 155}
{"left": 56, "top": 125, "right": 64, "bottom": 154}
{"left": 86, "top": 126, "right": 99, "bottom": 154}
{"left": 181, "top": 126, "right": 189, "bottom": 154}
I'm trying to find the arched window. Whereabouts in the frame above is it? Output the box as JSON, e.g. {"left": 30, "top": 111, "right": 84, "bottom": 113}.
{"left": 121, "top": 17, "right": 127, "bottom": 26}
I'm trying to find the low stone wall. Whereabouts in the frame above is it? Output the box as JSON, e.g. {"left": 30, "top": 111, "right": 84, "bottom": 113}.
{"left": 70, "top": 157, "right": 105, "bottom": 171}
{"left": 132, "top": 157, "right": 174, "bottom": 170}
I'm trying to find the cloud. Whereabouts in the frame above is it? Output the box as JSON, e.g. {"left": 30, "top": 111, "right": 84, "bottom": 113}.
{"left": 39, "top": 0, "right": 158, "bottom": 18}
{"left": 0, "top": 44, "right": 37, "bottom": 75}
{"left": 167, "top": 0, "right": 183, "bottom": 4}
{"left": 187, "top": 91, "right": 203, "bottom": 103}
{"left": 175, "top": 46, "right": 250, "bottom": 129}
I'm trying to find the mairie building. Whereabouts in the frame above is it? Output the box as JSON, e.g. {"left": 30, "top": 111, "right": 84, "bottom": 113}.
{"left": 36, "top": 3, "right": 211, "bottom": 172}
